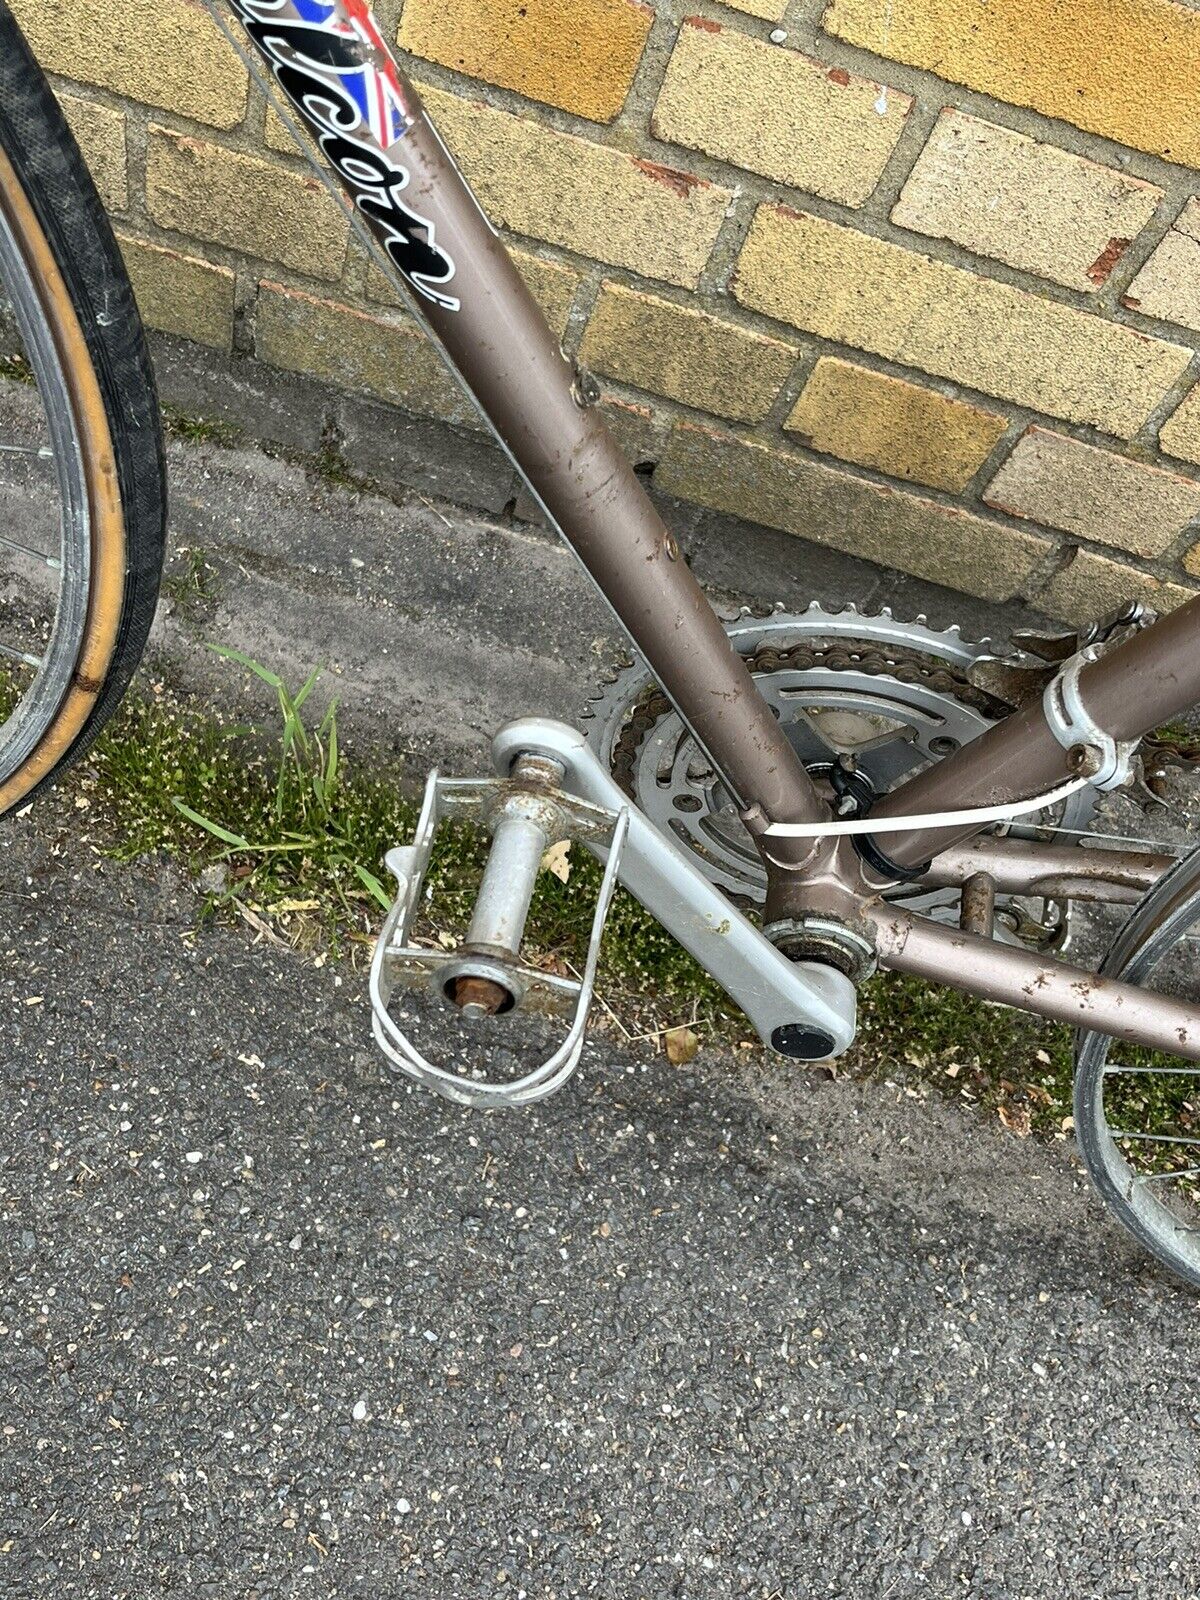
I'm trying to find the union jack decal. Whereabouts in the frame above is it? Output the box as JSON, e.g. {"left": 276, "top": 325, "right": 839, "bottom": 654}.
{"left": 229, "top": 0, "right": 460, "bottom": 310}
{"left": 290, "top": 0, "right": 411, "bottom": 149}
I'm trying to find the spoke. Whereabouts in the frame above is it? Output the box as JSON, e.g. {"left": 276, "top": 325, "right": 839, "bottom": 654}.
{"left": 0, "top": 531, "right": 58, "bottom": 568}
{"left": 1107, "top": 1128, "right": 1200, "bottom": 1145}
{"left": 1135, "top": 1166, "right": 1200, "bottom": 1186}
{"left": 0, "top": 443, "right": 51, "bottom": 458}
{"left": 0, "top": 638, "right": 41, "bottom": 669}
{"left": 1105, "top": 1064, "right": 1200, "bottom": 1076}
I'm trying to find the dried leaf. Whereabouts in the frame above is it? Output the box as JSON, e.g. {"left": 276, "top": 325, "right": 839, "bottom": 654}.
{"left": 998, "top": 1102, "right": 1032, "bottom": 1138}
{"left": 665, "top": 1026, "right": 700, "bottom": 1065}
{"left": 541, "top": 840, "right": 571, "bottom": 883}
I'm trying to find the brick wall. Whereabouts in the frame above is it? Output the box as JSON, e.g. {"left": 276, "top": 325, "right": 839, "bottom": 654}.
{"left": 18, "top": 0, "right": 1200, "bottom": 622}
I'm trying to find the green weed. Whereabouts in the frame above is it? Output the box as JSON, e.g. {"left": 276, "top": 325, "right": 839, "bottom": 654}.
{"left": 162, "top": 547, "right": 219, "bottom": 618}
{"left": 162, "top": 406, "right": 240, "bottom": 449}
{"left": 0, "top": 351, "right": 34, "bottom": 386}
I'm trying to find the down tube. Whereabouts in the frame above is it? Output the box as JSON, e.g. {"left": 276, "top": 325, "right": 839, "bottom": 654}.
{"left": 219, "top": 0, "right": 827, "bottom": 849}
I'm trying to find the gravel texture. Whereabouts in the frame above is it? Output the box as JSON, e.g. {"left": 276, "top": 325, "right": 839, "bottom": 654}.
{"left": 1, "top": 814, "right": 1198, "bottom": 1599}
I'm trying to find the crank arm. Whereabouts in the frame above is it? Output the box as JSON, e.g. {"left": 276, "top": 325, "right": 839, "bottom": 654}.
{"left": 491, "top": 719, "right": 856, "bottom": 1061}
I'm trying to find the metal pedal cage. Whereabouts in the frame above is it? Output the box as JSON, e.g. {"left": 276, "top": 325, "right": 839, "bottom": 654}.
{"left": 370, "top": 765, "right": 628, "bottom": 1108}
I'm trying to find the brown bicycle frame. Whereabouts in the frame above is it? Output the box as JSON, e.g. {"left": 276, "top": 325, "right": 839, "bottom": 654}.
{"left": 218, "top": 0, "right": 1200, "bottom": 1062}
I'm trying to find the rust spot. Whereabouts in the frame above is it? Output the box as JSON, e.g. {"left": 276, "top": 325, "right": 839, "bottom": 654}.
{"left": 1121, "top": 294, "right": 1143, "bottom": 310}
{"left": 685, "top": 13, "right": 722, "bottom": 30}
{"left": 1086, "top": 236, "right": 1132, "bottom": 287}
{"left": 633, "top": 158, "right": 705, "bottom": 199}
{"left": 826, "top": 66, "right": 851, "bottom": 86}
{"left": 450, "top": 975, "right": 510, "bottom": 1015}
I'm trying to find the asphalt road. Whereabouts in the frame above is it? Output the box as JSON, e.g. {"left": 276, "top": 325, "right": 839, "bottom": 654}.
{"left": 1, "top": 801, "right": 1198, "bottom": 1600}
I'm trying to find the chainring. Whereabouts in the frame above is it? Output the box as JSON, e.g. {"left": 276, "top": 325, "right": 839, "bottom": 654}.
{"left": 582, "top": 603, "right": 1098, "bottom": 945}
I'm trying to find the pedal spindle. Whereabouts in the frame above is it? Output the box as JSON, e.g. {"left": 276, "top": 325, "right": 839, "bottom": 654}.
{"left": 369, "top": 754, "right": 628, "bottom": 1109}
{"left": 447, "top": 759, "right": 564, "bottom": 1016}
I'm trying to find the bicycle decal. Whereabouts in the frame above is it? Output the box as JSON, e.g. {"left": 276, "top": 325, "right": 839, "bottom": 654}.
{"left": 227, "top": 0, "right": 460, "bottom": 311}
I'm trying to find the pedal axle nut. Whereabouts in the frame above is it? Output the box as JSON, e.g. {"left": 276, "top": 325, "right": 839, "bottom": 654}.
{"left": 449, "top": 974, "right": 513, "bottom": 1017}
{"left": 509, "top": 752, "right": 567, "bottom": 790}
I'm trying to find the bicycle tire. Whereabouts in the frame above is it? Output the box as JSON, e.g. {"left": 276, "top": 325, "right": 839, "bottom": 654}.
{"left": 1074, "top": 848, "right": 1200, "bottom": 1291}
{"left": 0, "top": 2, "right": 165, "bottom": 814}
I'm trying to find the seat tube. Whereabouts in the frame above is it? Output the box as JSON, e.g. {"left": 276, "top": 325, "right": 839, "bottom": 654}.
{"left": 221, "top": 0, "right": 829, "bottom": 851}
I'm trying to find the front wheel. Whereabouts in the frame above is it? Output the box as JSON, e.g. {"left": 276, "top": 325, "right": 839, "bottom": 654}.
{"left": 0, "top": 3, "right": 165, "bottom": 814}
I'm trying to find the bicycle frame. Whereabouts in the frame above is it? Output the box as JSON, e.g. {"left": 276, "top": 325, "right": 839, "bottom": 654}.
{"left": 210, "top": 0, "right": 1200, "bottom": 1062}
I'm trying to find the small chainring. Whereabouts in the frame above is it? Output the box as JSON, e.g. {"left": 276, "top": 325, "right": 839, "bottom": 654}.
{"left": 582, "top": 603, "right": 1098, "bottom": 946}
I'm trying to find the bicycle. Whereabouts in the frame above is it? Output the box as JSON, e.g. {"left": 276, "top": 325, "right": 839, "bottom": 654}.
{"left": 5, "top": 0, "right": 1200, "bottom": 1291}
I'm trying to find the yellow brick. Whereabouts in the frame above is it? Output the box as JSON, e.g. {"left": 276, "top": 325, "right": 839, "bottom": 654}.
{"left": 733, "top": 207, "right": 1191, "bottom": 440}
{"left": 418, "top": 82, "right": 729, "bottom": 288}
{"left": 367, "top": 246, "right": 580, "bottom": 337}
{"left": 146, "top": 127, "right": 349, "bottom": 281}
{"left": 652, "top": 21, "right": 910, "bottom": 206}
{"left": 984, "top": 427, "right": 1200, "bottom": 558}
{"left": 656, "top": 423, "right": 1049, "bottom": 600}
{"left": 265, "top": 106, "right": 305, "bottom": 156}
{"left": 1035, "top": 548, "right": 1197, "bottom": 625}
{"left": 1124, "top": 200, "right": 1200, "bottom": 334}
{"left": 397, "top": 0, "right": 652, "bottom": 123}
{"left": 256, "top": 281, "right": 476, "bottom": 428}
{"left": 892, "top": 111, "right": 1162, "bottom": 295}
{"left": 824, "top": 0, "right": 1200, "bottom": 168}
{"left": 58, "top": 93, "right": 128, "bottom": 213}
{"left": 600, "top": 395, "right": 671, "bottom": 468}
{"left": 579, "top": 283, "right": 796, "bottom": 422}
{"left": 785, "top": 357, "right": 1007, "bottom": 493}
{"left": 117, "top": 234, "right": 236, "bottom": 350}
{"left": 718, "top": 0, "right": 786, "bottom": 19}
{"left": 1160, "top": 387, "right": 1200, "bottom": 468}
{"left": 11, "top": 0, "right": 247, "bottom": 131}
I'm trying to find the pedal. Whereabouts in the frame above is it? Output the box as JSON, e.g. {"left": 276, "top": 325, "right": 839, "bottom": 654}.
{"left": 369, "top": 753, "right": 628, "bottom": 1109}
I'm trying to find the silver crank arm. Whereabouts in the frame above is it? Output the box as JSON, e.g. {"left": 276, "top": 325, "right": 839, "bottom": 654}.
{"left": 491, "top": 719, "right": 856, "bottom": 1061}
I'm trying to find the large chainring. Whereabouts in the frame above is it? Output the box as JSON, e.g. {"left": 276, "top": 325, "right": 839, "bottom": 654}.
{"left": 583, "top": 603, "right": 1098, "bottom": 942}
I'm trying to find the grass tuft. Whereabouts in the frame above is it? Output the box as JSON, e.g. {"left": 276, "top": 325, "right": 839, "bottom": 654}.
{"left": 162, "top": 406, "right": 240, "bottom": 449}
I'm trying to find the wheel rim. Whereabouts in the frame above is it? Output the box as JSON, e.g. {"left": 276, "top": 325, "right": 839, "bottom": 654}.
{"left": 0, "top": 188, "right": 92, "bottom": 782}
{"left": 1076, "top": 855, "right": 1200, "bottom": 1286}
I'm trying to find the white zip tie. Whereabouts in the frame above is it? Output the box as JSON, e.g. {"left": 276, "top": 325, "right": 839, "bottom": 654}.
{"left": 761, "top": 775, "right": 1093, "bottom": 838}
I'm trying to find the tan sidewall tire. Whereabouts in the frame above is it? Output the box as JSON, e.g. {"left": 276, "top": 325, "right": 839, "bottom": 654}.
{"left": 0, "top": 138, "right": 126, "bottom": 816}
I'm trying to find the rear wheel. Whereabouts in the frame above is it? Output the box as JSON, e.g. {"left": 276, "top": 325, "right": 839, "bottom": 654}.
{"left": 0, "top": 3, "right": 165, "bottom": 814}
